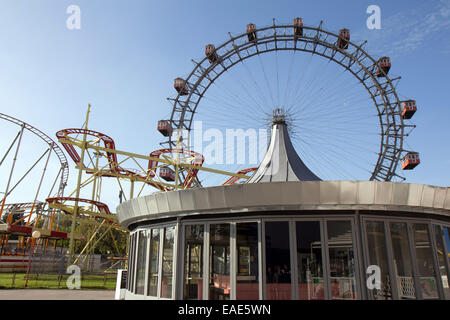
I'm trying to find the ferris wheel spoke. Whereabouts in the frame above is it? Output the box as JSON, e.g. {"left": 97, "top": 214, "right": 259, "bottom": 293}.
{"left": 219, "top": 69, "right": 269, "bottom": 114}
{"left": 257, "top": 54, "right": 276, "bottom": 107}
{"left": 207, "top": 81, "right": 263, "bottom": 116}
{"left": 168, "top": 21, "right": 412, "bottom": 184}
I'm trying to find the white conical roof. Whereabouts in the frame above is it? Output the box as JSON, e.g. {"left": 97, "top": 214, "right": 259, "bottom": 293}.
{"left": 247, "top": 112, "right": 320, "bottom": 183}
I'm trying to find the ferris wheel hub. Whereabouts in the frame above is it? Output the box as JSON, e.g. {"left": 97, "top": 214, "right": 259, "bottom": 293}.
{"left": 272, "top": 108, "right": 287, "bottom": 124}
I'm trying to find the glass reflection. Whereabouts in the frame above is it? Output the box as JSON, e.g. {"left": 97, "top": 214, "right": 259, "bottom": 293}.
{"left": 127, "top": 234, "right": 135, "bottom": 291}
{"left": 390, "top": 222, "right": 415, "bottom": 299}
{"left": 265, "top": 222, "right": 291, "bottom": 300}
{"left": 135, "top": 230, "right": 148, "bottom": 295}
{"left": 161, "top": 226, "right": 175, "bottom": 298}
{"left": 434, "top": 225, "right": 450, "bottom": 299}
{"left": 147, "top": 228, "right": 160, "bottom": 297}
{"left": 183, "top": 225, "right": 204, "bottom": 300}
{"left": 365, "top": 221, "right": 391, "bottom": 299}
{"left": 209, "top": 224, "right": 230, "bottom": 300}
{"left": 327, "top": 220, "right": 356, "bottom": 300}
{"left": 296, "top": 221, "right": 324, "bottom": 300}
{"left": 236, "top": 223, "right": 259, "bottom": 300}
{"left": 413, "top": 224, "right": 438, "bottom": 299}
{"left": 445, "top": 227, "right": 450, "bottom": 280}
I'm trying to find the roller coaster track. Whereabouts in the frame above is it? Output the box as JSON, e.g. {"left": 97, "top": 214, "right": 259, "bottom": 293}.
{"left": 0, "top": 113, "right": 69, "bottom": 197}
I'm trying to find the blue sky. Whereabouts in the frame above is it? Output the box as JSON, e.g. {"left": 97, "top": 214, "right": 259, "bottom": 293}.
{"left": 0, "top": 0, "right": 449, "bottom": 211}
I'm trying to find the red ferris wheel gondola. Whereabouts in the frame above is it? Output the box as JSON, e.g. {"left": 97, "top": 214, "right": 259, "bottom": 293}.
{"left": 376, "top": 56, "right": 391, "bottom": 77}
{"left": 401, "top": 152, "right": 420, "bottom": 170}
{"left": 174, "top": 77, "right": 189, "bottom": 95}
{"left": 337, "top": 28, "right": 350, "bottom": 49}
{"left": 401, "top": 100, "right": 417, "bottom": 120}
{"left": 246, "top": 23, "right": 257, "bottom": 42}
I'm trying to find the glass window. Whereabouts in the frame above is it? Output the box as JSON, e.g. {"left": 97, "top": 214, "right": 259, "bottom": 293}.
{"left": 327, "top": 220, "right": 356, "bottom": 300}
{"left": 161, "top": 226, "right": 175, "bottom": 299}
{"left": 296, "top": 221, "right": 324, "bottom": 300}
{"left": 135, "top": 230, "right": 148, "bottom": 295}
{"left": 434, "top": 225, "right": 450, "bottom": 299}
{"left": 413, "top": 223, "right": 439, "bottom": 299}
{"left": 147, "top": 228, "right": 160, "bottom": 297}
{"left": 209, "top": 224, "right": 231, "bottom": 300}
{"left": 365, "top": 221, "right": 392, "bottom": 299}
{"left": 129, "top": 233, "right": 137, "bottom": 292}
{"left": 444, "top": 227, "right": 450, "bottom": 266}
{"left": 390, "top": 222, "right": 415, "bottom": 299}
{"left": 127, "top": 233, "right": 135, "bottom": 291}
{"left": 265, "top": 222, "right": 291, "bottom": 300}
{"left": 236, "top": 222, "right": 259, "bottom": 300}
{"left": 183, "top": 225, "right": 204, "bottom": 300}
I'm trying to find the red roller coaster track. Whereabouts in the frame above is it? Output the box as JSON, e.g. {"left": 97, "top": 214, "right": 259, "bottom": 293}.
{"left": 148, "top": 148, "right": 204, "bottom": 188}
{"left": 56, "top": 129, "right": 168, "bottom": 191}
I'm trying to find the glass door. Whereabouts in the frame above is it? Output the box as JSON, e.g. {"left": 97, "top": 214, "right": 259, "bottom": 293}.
{"left": 296, "top": 221, "right": 324, "bottom": 300}
{"left": 412, "top": 223, "right": 439, "bottom": 299}
{"left": 326, "top": 220, "right": 357, "bottom": 300}
{"left": 236, "top": 222, "right": 259, "bottom": 300}
{"left": 147, "top": 228, "right": 160, "bottom": 297}
{"left": 365, "top": 221, "right": 392, "bottom": 299}
{"left": 389, "top": 222, "right": 416, "bottom": 299}
{"left": 265, "top": 221, "right": 292, "bottom": 300}
{"left": 183, "top": 225, "right": 204, "bottom": 299}
{"left": 209, "top": 224, "right": 231, "bottom": 300}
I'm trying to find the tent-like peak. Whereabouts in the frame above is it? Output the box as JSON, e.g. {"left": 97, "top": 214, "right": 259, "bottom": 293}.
{"left": 247, "top": 109, "right": 321, "bottom": 183}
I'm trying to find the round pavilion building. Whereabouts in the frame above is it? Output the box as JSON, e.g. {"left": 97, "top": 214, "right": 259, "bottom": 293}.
{"left": 117, "top": 116, "right": 450, "bottom": 300}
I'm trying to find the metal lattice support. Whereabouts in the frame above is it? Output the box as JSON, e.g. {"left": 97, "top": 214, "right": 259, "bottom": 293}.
{"left": 0, "top": 113, "right": 69, "bottom": 197}
{"left": 165, "top": 21, "right": 415, "bottom": 182}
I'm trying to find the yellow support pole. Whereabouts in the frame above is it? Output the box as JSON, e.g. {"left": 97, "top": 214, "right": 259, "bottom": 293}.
{"left": 57, "top": 138, "right": 251, "bottom": 180}
{"left": 130, "top": 179, "right": 134, "bottom": 199}
{"left": 68, "top": 104, "right": 91, "bottom": 265}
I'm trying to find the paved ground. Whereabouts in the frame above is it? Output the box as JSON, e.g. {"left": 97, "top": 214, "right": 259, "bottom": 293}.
{"left": 0, "top": 289, "right": 115, "bottom": 300}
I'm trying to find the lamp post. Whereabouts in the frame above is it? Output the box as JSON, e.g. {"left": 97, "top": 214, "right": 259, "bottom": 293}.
{"left": 24, "top": 230, "right": 41, "bottom": 288}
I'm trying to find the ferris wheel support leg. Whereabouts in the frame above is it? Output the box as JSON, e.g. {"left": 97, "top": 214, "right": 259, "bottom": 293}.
{"left": 68, "top": 104, "right": 91, "bottom": 265}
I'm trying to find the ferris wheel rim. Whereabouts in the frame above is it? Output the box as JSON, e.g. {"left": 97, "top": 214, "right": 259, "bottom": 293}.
{"left": 166, "top": 20, "right": 412, "bottom": 182}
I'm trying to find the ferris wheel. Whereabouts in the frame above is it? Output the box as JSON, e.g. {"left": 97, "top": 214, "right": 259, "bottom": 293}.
{"left": 156, "top": 18, "right": 419, "bottom": 188}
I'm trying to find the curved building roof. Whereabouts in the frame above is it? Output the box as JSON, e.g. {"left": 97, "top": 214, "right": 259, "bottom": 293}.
{"left": 117, "top": 181, "right": 450, "bottom": 229}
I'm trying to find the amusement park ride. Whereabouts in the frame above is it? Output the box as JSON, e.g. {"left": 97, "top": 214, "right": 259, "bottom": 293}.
{"left": 0, "top": 17, "right": 421, "bottom": 273}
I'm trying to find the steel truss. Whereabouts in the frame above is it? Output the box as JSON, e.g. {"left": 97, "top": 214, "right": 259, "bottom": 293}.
{"left": 165, "top": 20, "right": 416, "bottom": 182}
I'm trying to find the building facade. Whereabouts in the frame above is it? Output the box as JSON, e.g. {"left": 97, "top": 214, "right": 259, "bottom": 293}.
{"left": 117, "top": 118, "right": 450, "bottom": 300}
{"left": 118, "top": 180, "right": 450, "bottom": 300}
